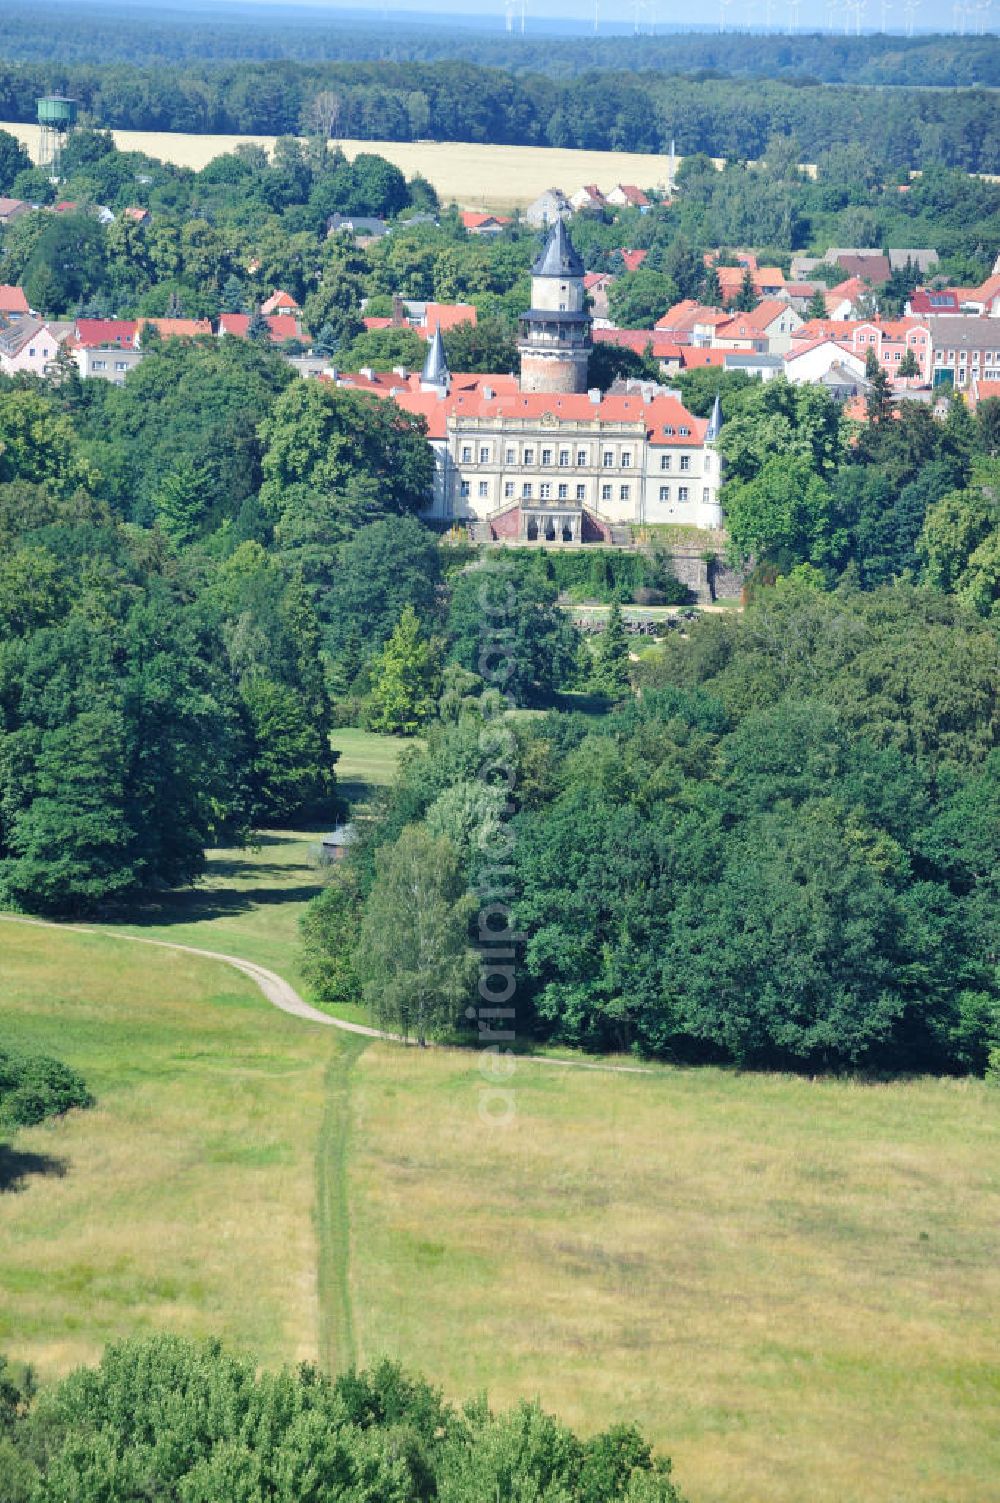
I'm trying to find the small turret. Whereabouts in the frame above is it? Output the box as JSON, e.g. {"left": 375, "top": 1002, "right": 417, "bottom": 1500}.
{"left": 706, "top": 393, "right": 723, "bottom": 442}
{"left": 421, "top": 324, "right": 450, "bottom": 392}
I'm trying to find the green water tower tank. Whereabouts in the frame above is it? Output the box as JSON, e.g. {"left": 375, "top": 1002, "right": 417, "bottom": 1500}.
{"left": 37, "top": 96, "right": 78, "bottom": 128}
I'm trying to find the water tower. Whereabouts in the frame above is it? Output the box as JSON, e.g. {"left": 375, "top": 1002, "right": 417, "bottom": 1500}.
{"left": 37, "top": 96, "right": 78, "bottom": 172}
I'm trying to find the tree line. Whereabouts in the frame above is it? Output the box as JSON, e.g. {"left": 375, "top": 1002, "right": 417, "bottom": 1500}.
{"left": 1, "top": 57, "right": 999, "bottom": 171}
{"left": 0, "top": 2, "right": 996, "bottom": 86}
{"left": 0, "top": 1334, "right": 685, "bottom": 1503}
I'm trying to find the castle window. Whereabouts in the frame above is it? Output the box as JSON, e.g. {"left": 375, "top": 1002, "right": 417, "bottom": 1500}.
{"left": 576, "top": 449, "right": 588, "bottom": 466}
{"left": 576, "top": 484, "right": 586, "bottom": 500}
{"left": 620, "top": 485, "right": 630, "bottom": 501}
{"left": 603, "top": 451, "right": 614, "bottom": 468}
{"left": 460, "top": 481, "right": 470, "bottom": 498}
{"left": 542, "top": 448, "right": 553, "bottom": 465}
{"left": 621, "top": 452, "right": 632, "bottom": 469}
{"left": 659, "top": 486, "right": 670, "bottom": 501}
{"left": 660, "top": 455, "right": 671, "bottom": 471}
{"left": 559, "top": 449, "right": 570, "bottom": 467}
{"left": 680, "top": 455, "right": 691, "bottom": 471}
{"left": 662, "top": 425, "right": 674, "bottom": 436}
{"left": 678, "top": 486, "right": 689, "bottom": 501}
{"left": 505, "top": 447, "right": 516, "bottom": 464}
{"left": 480, "top": 446, "right": 490, "bottom": 463}
{"left": 540, "top": 483, "right": 552, "bottom": 499}
{"left": 504, "top": 481, "right": 515, "bottom": 498}
{"left": 558, "top": 484, "right": 568, "bottom": 499}
{"left": 601, "top": 484, "right": 612, "bottom": 502}
{"left": 522, "top": 482, "right": 532, "bottom": 498}
{"left": 461, "top": 445, "right": 472, "bottom": 462}
{"left": 679, "top": 425, "right": 690, "bottom": 436}
{"left": 524, "top": 447, "right": 535, "bottom": 464}
{"left": 703, "top": 487, "right": 710, "bottom": 502}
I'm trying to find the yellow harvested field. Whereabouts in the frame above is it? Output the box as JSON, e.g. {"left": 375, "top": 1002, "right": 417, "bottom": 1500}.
{"left": 1, "top": 120, "right": 680, "bottom": 210}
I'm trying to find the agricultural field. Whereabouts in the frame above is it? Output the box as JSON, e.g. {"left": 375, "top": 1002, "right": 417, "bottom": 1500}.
{"left": 1, "top": 121, "right": 681, "bottom": 210}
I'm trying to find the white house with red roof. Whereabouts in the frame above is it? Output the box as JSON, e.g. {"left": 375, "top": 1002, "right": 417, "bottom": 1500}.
{"left": 0, "top": 318, "right": 64, "bottom": 378}
{"left": 0, "top": 286, "right": 31, "bottom": 318}
{"left": 712, "top": 299, "right": 802, "bottom": 354}
{"left": 261, "top": 290, "right": 301, "bottom": 315}
{"left": 606, "top": 185, "right": 651, "bottom": 211}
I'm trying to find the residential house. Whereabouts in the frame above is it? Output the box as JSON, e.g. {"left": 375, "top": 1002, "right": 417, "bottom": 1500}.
{"left": 715, "top": 264, "right": 787, "bottom": 305}
{"left": 460, "top": 211, "right": 509, "bottom": 235}
{"left": 924, "top": 315, "right": 1000, "bottom": 391}
{"left": 138, "top": 318, "right": 213, "bottom": 341}
{"left": 907, "top": 288, "right": 962, "bottom": 317}
{"left": 784, "top": 338, "right": 867, "bottom": 391}
{"left": 326, "top": 213, "right": 390, "bottom": 244}
{"left": 655, "top": 300, "right": 730, "bottom": 347}
{"left": 261, "top": 289, "right": 301, "bottom": 315}
{"left": 618, "top": 249, "right": 649, "bottom": 274}
{"left": 824, "top": 276, "right": 872, "bottom": 320}
{"left": 584, "top": 271, "right": 616, "bottom": 322}
{"left": 789, "top": 316, "right": 933, "bottom": 385}
{"left": 712, "top": 299, "right": 803, "bottom": 355}
{"left": 123, "top": 206, "right": 150, "bottom": 225}
{"left": 73, "top": 346, "right": 143, "bottom": 383}
{"left": 72, "top": 318, "right": 139, "bottom": 349}
{"left": 722, "top": 351, "right": 784, "bottom": 382}
{"left": 592, "top": 326, "right": 683, "bottom": 374}
{"left": 218, "top": 313, "right": 306, "bottom": 343}
{"left": 0, "top": 286, "right": 30, "bottom": 318}
{"left": 888, "top": 248, "right": 939, "bottom": 274}
{"left": 569, "top": 185, "right": 607, "bottom": 213}
{"left": 0, "top": 198, "right": 29, "bottom": 226}
{"left": 524, "top": 189, "right": 570, "bottom": 227}
{"left": 606, "top": 184, "right": 651, "bottom": 211}
{"left": 0, "top": 317, "right": 62, "bottom": 378}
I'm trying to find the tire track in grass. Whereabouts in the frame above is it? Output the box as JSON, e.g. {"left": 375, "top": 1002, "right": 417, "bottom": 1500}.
{"left": 316, "top": 1034, "right": 369, "bottom": 1374}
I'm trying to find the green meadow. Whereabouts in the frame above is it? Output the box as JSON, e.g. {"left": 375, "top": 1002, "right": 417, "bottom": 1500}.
{"left": 0, "top": 727, "right": 997, "bottom": 1502}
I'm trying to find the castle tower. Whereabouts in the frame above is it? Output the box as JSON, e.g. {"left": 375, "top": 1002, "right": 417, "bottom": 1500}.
{"left": 518, "top": 220, "right": 591, "bottom": 396}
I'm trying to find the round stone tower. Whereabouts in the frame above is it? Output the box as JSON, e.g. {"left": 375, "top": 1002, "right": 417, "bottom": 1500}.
{"left": 518, "top": 219, "right": 591, "bottom": 396}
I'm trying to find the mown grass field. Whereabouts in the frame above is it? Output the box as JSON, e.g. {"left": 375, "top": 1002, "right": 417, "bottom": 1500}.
{"left": 1, "top": 121, "right": 679, "bottom": 210}
{"left": 0, "top": 921, "right": 340, "bottom": 1377}
{"left": 348, "top": 1047, "right": 1000, "bottom": 1503}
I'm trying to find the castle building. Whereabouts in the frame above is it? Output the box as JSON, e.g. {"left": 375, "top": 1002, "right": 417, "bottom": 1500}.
{"left": 336, "top": 221, "right": 723, "bottom": 540}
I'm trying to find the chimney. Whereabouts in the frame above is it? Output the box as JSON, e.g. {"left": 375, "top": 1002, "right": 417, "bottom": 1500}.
{"left": 360, "top": 366, "right": 375, "bottom": 380}
{"left": 588, "top": 388, "right": 601, "bottom": 404}
{"left": 393, "top": 365, "right": 409, "bottom": 379}
{"left": 482, "top": 385, "right": 494, "bottom": 400}
{"left": 391, "top": 293, "right": 405, "bottom": 327}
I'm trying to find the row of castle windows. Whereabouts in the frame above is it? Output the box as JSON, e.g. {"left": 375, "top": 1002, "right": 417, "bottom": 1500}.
{"left": 459, "top": 444, "right": 695, "bottom": 471}
{"left": 459, "top": 480, "right": 709, "bottom": 504}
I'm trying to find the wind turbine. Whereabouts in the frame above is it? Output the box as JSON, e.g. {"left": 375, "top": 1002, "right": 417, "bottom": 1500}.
{"left": 974, "top": 0, "right": 992, "bottom": 32}
{"left": 880, "top": 0, "right": 892, "bottom": 28}
{"left": 788, "top": 0, "right": 802, "bottom": 28}
{"left": 719, "top": 0, "right": 735, "bottom": 31}
{"left": 902, "top": 0, "right": 919, "bottom": 30}
{"left": 951, "top": 0, "right": 968, "bottom": 30}
{"left": 505, "top": 0, "right": 515, "bottom": 33}
{"left": 594, "top": 0, "right": 600, "bottom": 32}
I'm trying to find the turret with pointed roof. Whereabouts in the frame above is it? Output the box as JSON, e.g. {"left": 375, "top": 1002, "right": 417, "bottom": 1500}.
{"left": 421, "top": 323, "right": 450, "bottom": 392}
{"left": 518, "top": 220, "right": 591, "bottom": 396}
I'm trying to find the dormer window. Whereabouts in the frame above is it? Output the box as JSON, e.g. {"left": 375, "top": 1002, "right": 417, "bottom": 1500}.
{"left": 662, "top": 425, "right": 674, "bottom": 436}
{"left": 679, "top": 426, "right": 690, "bottom": 436}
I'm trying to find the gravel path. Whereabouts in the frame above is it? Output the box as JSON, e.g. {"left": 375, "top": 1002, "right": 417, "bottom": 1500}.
{"left": 0, "top": 914, "right": 652, "bottom": 1073}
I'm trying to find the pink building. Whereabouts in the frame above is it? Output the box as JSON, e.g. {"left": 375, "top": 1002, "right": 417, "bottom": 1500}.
{"left": 790, "top": 316, "right": 932, "bottom": 386}
{"left": 0, "top": 318, "right": 62, "bottom": 377}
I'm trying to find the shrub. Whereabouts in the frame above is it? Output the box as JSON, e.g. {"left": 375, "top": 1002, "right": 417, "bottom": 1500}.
{"left": 0, "top": 1048, "right": 93, "bottom": 1129}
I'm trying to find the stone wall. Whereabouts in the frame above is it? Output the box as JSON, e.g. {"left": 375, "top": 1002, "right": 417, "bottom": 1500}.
{"left": 663, "top": 546, "right": 745, "bottom": 604}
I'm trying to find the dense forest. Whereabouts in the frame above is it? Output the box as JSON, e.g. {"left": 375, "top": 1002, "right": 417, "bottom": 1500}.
{"left": 1, "top": 3, "right": 998, "bottom": 86}
{"left": 1, "top": 54, "right": 999, "bottom": 171}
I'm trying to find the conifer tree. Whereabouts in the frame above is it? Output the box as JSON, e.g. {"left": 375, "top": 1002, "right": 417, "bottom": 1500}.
{"left": 366, "top": 604, "right": 439, "bottom": 734}
{"left": 594, "top": 601, "right": 631, "bottom": 697}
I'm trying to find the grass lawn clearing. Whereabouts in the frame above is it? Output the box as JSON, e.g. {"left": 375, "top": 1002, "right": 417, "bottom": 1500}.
{"left": 348, "top": 1045, "right": 999, "bottom": 1503}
